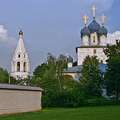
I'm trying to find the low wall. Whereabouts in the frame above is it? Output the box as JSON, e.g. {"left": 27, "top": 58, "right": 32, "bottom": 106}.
{"left": 0, "top": 84, "right": 43, "bottom": 115}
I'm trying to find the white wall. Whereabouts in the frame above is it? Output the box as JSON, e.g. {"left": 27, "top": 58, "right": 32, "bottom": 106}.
{"left": 77, "top": 47, "right": 107, "bottom": 65}
{"left": 0, "top": 86, "right": 42, "bottom": 115}
{"left": 82, "top": 35, "right": 89, "bottom": 46}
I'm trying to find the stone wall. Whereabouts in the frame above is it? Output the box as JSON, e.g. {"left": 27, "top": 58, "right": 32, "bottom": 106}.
{"left": 0, "top": 84, "right": 42, "bottom": 115}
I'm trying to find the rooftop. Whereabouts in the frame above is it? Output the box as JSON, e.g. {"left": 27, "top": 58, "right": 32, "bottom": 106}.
{"left": 0, "top": 84, "right": 43, "bottom": 91}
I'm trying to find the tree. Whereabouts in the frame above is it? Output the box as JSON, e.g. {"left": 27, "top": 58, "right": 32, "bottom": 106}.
{"left": 32, "top": 53, "right": 68, "bottom": 92}
{"left": 32, "top": 53, "right": 81, "bottom": 107}
{"left": 104, "top": 40, "right": 120, "bottom": 101}
{"left": 56, "top": 54, "right": 67, "bottom": 92}
{"left": 80, "top": 56, "right": 102, "bottom": 97}
{"left": 0, "top": 67, "right": 9, "bottom": 83}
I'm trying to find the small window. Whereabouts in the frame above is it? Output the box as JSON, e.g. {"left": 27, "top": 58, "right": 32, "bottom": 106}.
{"left": 93, "top": 49, "right": 96, "bottom": 54}
{"left": 23, "top": 62, "right": 26, "bottom": 72}
{"left": 18, "top": 54, "right": 20, "bottom": 58}
{"left": 93, "top": 36, "right": 96, "bottom": 43}
{"left": 17, "top": 62, "right": 20, "bottom": 72}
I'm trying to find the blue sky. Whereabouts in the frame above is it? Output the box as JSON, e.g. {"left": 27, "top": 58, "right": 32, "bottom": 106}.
{"left": 0, "top": 0, "right": 120, "bottom": 72}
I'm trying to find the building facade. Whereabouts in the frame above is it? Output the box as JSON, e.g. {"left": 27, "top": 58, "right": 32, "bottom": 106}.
{"left": 11, "top": 30, "right": 30, "bottom": 80}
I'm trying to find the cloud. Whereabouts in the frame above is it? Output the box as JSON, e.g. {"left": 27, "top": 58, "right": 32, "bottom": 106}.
{"left": 0, "top": 25, "right": 16, "bottom": 45}
{"left": 107, "top": 31, "right": 120, "bottom": 45}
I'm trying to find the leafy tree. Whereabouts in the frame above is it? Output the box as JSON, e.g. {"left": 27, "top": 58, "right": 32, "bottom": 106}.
{"left": 56, "top": 54, "right": 67, "bottom": 92}
{"left": 32, "top": 53, "right": 68, "bottom": 92}
{"left": 0, "top": 67, "right": 9, "bottom": 83}
{"left": 32, "top": 63, "right": 48, "bottom": 87}
{"left": 32, "top": 63, "right": 58, "bottom": 91}
{"left": 32, "top": 53, "right": 81, "bottom": 107}
{"left": 104, "top": 40, "right": 120, "bottom": 101}
{"left": 80, "top": 56, "right": 102, "bottom": 97}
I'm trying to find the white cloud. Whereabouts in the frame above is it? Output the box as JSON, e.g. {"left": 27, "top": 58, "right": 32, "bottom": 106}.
{"left": 107, "top": 31, "right": 120, "bottom": 45}
{"left": 0, "top": 25, "right": 16, "bottom": 45}
{"left": 0, "top": 25, "right": 8, "bottom": 42}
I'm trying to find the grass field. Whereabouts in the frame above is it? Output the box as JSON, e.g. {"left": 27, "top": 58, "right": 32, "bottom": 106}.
{"left": 0, "top": 106, "right": 120, "bottom": 120}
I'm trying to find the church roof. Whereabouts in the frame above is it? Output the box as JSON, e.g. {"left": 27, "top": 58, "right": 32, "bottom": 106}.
{"left": 64, "top": 65, "right": 82, "bottom": 73}
{"left": 15, "top": 31, "right": 26, "bottom": 54}
{"left": 64, "top": 64, "right": 107, "bottom": 73}
{"left": 98, "top": 26, "right": 108, "bottom": 36}
{"left": 81, "top": 26, "right": 90, "bottom": 37}
{"left": 88, "top": 19, "right": 101, "bottom": 33}
{"left": 0, "top": 84, "right": 43, "bottom": 91}
{"left": 80, "top": 19, "right": 108, "bottom": 38}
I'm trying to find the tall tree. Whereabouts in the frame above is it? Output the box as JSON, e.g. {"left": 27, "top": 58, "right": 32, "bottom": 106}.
{"left": 80, "top": 56, "right": 102, "bottom": 97}
{"left": 56, "top": 54, "right": 67, "bottom": 92}
{"left": 0, "top": 67, "right": 9, "bottom": 83}
{"left": 32, "top": 62, "right": 58, "bottom": 91}
{"left": 104, "top": 40, "right": 120, "bottom": 101}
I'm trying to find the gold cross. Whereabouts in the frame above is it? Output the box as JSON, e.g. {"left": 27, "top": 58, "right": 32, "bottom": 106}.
{"left": 101, "top": 14, "right": 106, "bottom": 25}
{"left": 83, "top": 15, "right": 89, "bottom": 25}
{"left": 92, "top": 5, "right": 96, "bottom": 18}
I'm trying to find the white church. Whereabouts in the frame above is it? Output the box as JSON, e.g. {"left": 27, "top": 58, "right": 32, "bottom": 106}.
{"left": 10, "top": 30, "right": 30, "bottom": 80}
{"left": 64, "top": 5, "right": 110, "bottom": 79}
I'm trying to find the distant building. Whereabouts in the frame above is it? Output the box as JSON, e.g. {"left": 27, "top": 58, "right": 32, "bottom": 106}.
{"left": 64, "top": 5, "right": 109, "bottom": 80}
{"left": 11, "top": 30, "right": 30, "bottom": 80}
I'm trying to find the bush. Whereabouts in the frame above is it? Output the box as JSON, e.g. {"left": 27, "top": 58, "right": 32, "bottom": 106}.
{"left": 42, "top": 89, "right": 120, "bottom": 108}
{"left": 42, "top": 88, "right": 86, "bottom": 107}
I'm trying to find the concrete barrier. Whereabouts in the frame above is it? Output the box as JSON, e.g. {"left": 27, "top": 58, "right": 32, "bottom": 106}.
{"left": 0, "top": 84, "right": 43, "bottom": 115}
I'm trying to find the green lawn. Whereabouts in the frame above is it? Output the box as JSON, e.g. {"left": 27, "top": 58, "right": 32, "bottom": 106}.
{"left": 0, "top": 106, "right": 120, "bottom": 120}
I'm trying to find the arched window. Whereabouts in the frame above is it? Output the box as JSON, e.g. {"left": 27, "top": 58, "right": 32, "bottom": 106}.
{"left": 23, "top": 62, "right": 26, "bottom": 72}
{"left": 93, "top": 49, "right": 96, "bottom": 54}
{"left": 17, "top": 62, "right": 20, "bottom": 72}
{"left": 93, "top": 36, "right": 96, "bottom": 43}
{"left": 18, "top": 54, "right": 20, "bottom": 58}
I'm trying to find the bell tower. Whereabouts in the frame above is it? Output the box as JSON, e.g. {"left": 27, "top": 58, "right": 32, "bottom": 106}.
{"left": 11, "top": 30, "right": 30, "bottom": 80}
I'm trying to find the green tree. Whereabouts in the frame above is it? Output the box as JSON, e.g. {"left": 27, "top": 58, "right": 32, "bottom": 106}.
{"left": 32, "top": 63, "right": 48, "bottom": 87}
{"left": 32, "top": 53, "right": 68, "bottom": 92}
{"left": 104, "top": 40, "right": 120, "bottom": 101}
{"left": 80, "top": 56, "right": 102, "bottom": 97}
{"left": 32, "top": 62, "right": 58, "bottom": 91}
{"left": 0, "top": 67, "right": 9, "bottom": 83}
{"left": 32, "top": 53, "right": 81, "bottom": 107}
{"left": 56, "top": 54, "right": 67, "bottom": 92}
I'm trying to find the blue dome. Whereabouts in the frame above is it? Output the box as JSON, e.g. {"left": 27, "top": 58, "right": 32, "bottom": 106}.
{"left": 88, "top": 20, "right": 101, "bottom": 33}
{"left": 98, "top": 26, "right": 108, "bottom": 36}
{"left": 81, "top": 26, "right": 90, "bottom": 38}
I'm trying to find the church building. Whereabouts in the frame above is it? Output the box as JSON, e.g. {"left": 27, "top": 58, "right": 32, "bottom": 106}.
{"left": 11, "top": 30, "right": 30, "bottom": 80}
{"left": 64, "top": 5, "right": 108, "bottom": 80}
{"left": 77, "top": 5, "right": 107, "bottom": 65}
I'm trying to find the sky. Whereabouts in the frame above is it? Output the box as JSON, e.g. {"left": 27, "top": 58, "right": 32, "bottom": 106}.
{"left": 0, "top": 0, "right": 120, "bottom": 72}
